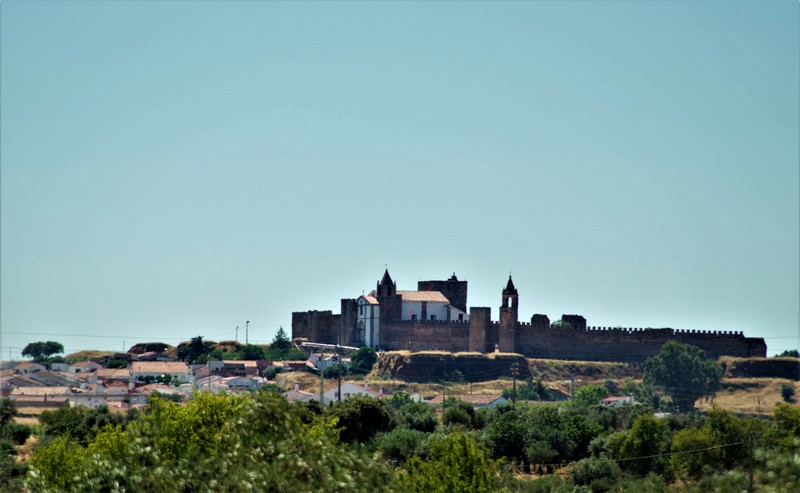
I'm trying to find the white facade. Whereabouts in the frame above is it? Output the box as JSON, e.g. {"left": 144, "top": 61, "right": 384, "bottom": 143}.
{"left": 357, "top": 295, "right": 380, "bottom": 347}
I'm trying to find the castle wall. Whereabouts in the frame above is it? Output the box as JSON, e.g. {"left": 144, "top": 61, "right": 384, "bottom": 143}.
{"left": 291, "top": 310, "right": 336, "bottom": 344}
{"left": 381, "top": 320, "right": 470, "bottom": 352}
{"left": 515, "top": 325, "right": 766, "bottom": 362}
{"left": 469, "top": 307, "right": 491, "bottom": 352}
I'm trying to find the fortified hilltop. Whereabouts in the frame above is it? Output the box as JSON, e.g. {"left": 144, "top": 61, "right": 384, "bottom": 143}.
{"left": 292, "top": 270, "right": 767, "bottom": 362}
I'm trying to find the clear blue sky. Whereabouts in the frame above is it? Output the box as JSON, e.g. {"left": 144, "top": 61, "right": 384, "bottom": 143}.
{"left": 2, "top": 1, "right": 798, "bottom": 358}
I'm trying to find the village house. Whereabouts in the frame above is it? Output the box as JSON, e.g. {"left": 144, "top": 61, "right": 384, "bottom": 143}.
{"left": 68, "top": 360, "right": 103, "bottom": 374}
{"left": 131, "top": 361, "right": 192, "bottom": 384}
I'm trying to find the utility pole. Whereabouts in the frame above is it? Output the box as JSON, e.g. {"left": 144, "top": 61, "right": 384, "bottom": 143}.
{"left": 235, "top": 326, "right": 239, "bottom": 343}
{"left": 245, "top": 321, "right": 250, "bottom": 344}
{"left": 442, "top": 357, "right": 447, "bottom": 409}
{"left": 747, "top": 432, "right": 755, "bottom": 493}
{"left": 319, "top": 349, "right": 325, "bottom": 404}
{"left": 512, "top": 362, "right": 519, "bottom": 406}
{"left": 337, "top": 339, "right": 342, "bottom": 402}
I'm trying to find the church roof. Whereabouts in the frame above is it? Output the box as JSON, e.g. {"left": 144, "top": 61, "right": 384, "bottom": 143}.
{"left": 398, "top": 290, "right": 450, "bottom": 303}
{"left": 503, "top": 275, "right": 518, "bottom": 295}
{"left": 360, "top": 294, "right": 379, "bottom": 305}
{"left": 379, "top": 269, "right": 394, "bottom": 286}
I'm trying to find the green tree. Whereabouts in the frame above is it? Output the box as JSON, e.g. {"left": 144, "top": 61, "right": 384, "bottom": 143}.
{"left": 397, "top": 432, "right": 498, "bottom": 493}
{"left": 326, "top": 395, "right": 397, "bottom": 444}
{"left": 574, "top": 384, "right": 609, "bottom": 407}
{"left": 484, "top": 405, "right": 526, "bottom": 461}
{"left": 376, "top": 427, "right": 429, "bottom": 466}
{"left": 775, "top": 349, "right": 799, "bottom": 357}
{"left": 571, "top": 456, "right": 621, "bottom": 493}
{"left": 271, "top": 327, "right": 291, "bottom": 352}
{"left": 614, "top": 414, "right": 671, "bottom": 477}
{"left": 239, "top": 344, "right": 265, "bottom": 360}
{"left": 176, "top": 336, "right": 210, "bottom": 364}
{"left": 0, "top": 398, "right": 17, "bottom": 428}
{"left": 21, "top": 341, "right": 64, "bottom": 362}
{"left": 350, "top": 346, "right": 378, "bottom": 374}
{"left": 397, "top": 401, "right": 437, "bottom": 433}
{"left": 27, "top": 392, "right": 394, "bottom": 492}
{"left": 643, "top": 341, "right": 723, "bottom": 412}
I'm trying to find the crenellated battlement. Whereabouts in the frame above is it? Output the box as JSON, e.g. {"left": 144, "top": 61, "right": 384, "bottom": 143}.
{"left": 293, "top": 271, "right": 767, "bottom": 362}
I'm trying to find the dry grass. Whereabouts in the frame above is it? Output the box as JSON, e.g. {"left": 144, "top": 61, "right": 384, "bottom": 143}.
{"left": 696, "top": 378, "right": 799, "bottom": 416}
{"left": 65, "top": 350, "right": 114, "bottom": 363}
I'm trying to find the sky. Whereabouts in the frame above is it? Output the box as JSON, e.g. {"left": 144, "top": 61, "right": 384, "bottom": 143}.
{"left": 1, "top": 1, "right": 798, "bottom": 359}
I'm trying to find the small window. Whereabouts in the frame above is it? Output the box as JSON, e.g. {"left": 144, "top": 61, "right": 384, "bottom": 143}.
{"left": 430, "top": 315, "right": 436, "bottom": 321}
{"left": 458, "top": 314, "right": 464, "bottom": 321}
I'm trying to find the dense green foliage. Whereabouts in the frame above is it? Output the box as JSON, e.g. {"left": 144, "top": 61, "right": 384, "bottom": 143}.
{"left": 18, "top": 374, "right": 800, "bottom": 493}
{"left": 27, "top": 392, "right": 393, "bottom": 492}
{"left": 502, "top": 376, "right": 553, "bottom": 401}
{"left": 397, "top": 432, "right": 498, "bottom": 493}
{"left": 643, "top": 341, "right": 723, "bottom": 412}
{"left": 22, "top": 340, "right": 64, "bottom": 361}
{"left": 350, "top": 346, "right": 379, "bottom": 374}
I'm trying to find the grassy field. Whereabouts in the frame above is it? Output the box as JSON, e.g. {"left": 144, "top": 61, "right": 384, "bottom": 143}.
{"left": 697, "top": 378, "right": 798, "bottom": 416}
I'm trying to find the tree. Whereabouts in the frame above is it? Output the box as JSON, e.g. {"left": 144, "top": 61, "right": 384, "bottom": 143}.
{"left": 239, "top": 344, "right": 265, "bottom": 361}
{"left": 325, "top": 395, "right": 397, "bottom": 444}
{"left": 775, "top": 349, "right": 799, "bottom": 357}
{"left": 643, "top": 341, "right": 723, "bottom": 412}
{"left": 21, "top": 341, "right": 64, "bottom": 362}
{"left": 271, "top": 327, "right": 291, "bottom": 352}
{"left": 26, "top": 392, "right": 394, "bottom": 492}
{"left": 398, "top": 401, "right": 438, "bottom": 433}
{"left": 397, "top": 432, "right": 498, "bottom": 493}
{"left": 350, "top": 346, "right": 378, "bottom": 374}
{"left": 574, "top": 384, "right": 609, "bottom": 408}
{"left": 176, "top": 336, "right": 209, "bottom": 364}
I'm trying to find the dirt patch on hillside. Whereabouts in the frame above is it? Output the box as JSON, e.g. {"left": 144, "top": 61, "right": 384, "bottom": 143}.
{"left": 697, "top": 378, "right": 798, "bottom": 416}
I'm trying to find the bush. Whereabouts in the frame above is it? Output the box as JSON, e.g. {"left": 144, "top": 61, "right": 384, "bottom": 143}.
{"left": 376, "top": 427, "right": 429, "bottom": 465}
{"left": 571, "top": 456, "right": 621, "bottom": 493}
{"left": 398, "top": 401, "right": 437, "bottom": 433}
{"left": 1, "top": 423, "right": 31, "bottom": 446}
{"left": 397, "top": 432, "right": 498, "bottom": 493}
{"left": 781, "top": 383, "right": 795, "bottom": 403}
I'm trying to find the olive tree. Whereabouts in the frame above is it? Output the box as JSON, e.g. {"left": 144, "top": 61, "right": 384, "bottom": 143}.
{"left": 643, "top": 341, "right": 723, "bottom": 412}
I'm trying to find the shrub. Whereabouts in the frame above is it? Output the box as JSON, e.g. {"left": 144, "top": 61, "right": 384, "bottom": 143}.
{"left": 781, "top": 383, "right": 795, "bottom": 403}
{"left": 570, "top": 456, "right": 621, "bottom": 492}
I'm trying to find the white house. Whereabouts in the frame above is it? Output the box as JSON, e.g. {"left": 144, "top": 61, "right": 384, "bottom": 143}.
{"left": 131, "top": 361, "right": 192, "bottom": 384}
{"left": 68, "top": 361, "right": 102, "bottom": 374}
{"left": 600, "top": 396, "right": 635, "bottom": 407}
{"left": 313, "top": 382, "right": 382, "bottom": 404}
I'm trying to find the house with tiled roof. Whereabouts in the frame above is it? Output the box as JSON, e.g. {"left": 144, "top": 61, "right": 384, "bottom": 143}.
{"left": 131, "top": 361, "right": 192, "bottom": 384}
{"left": 68, "top": 361, "right": 102, "bottom": 374}
{"left": 14, "top": 362, "right": 45, "bottom": 374}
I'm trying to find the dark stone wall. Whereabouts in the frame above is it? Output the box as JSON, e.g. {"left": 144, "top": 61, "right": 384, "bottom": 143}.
{"left": 340, "top": 299, "right": 358, "bottom": 346}
{"left": 418, "top": 278, "right": 468, "bottom": 313}
{"left": 291, "top": 310, "right": 336, "bottom": 344}
{"left": 469, "top": 307, "right": 491, "bottom": 352}
{"left": 381, "top": 320, "right": 470, "bottom": 352}
{"left": 513, "top": 324, "right": 766, "bottom": 362}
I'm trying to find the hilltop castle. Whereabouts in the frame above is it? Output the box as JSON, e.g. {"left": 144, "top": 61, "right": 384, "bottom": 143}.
{"left": 291, "top": 270, "right": 767, "bottom": 362}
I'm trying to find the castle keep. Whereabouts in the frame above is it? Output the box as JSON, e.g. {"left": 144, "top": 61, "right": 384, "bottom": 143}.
{"left": 292, "top": 270, "right": 767, "bottom": 362}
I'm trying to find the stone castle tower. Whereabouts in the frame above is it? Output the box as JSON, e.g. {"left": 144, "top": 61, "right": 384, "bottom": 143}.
{"left": 499, "top": 276, "right": 519, "bottom": 352}
{"left": 376, "top": 269, "right": 402, "bottom": 322}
